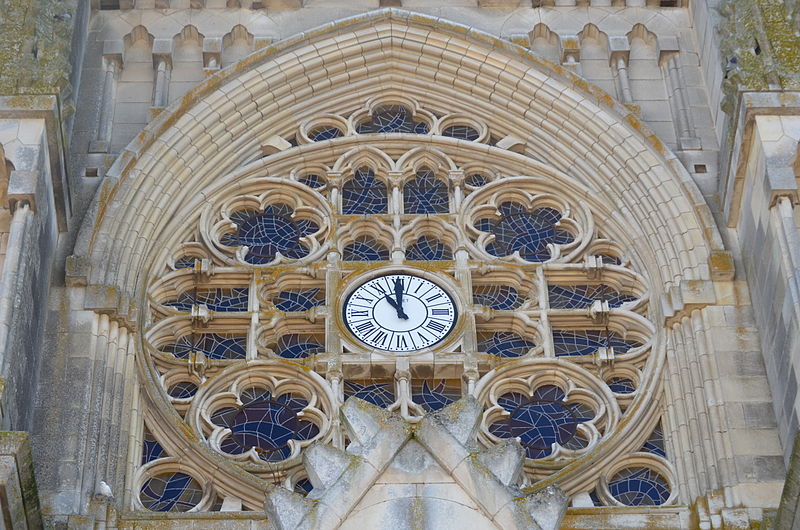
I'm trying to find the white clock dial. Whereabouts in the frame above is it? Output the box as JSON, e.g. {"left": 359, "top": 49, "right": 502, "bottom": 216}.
{"left": 343, "top": 273, "right": 458, "bottom": 352}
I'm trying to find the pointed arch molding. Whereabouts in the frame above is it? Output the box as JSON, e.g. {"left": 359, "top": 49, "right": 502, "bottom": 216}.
{"left": 71, "top": 9, "right": 727, "bottom": 305}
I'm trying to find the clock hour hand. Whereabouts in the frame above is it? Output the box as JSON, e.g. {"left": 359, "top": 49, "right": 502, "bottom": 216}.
{"left": 384, "top": 294, "right": 409, "bottom": 320}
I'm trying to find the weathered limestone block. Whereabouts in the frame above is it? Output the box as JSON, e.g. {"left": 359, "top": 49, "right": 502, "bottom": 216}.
{"left": 0, "top": 432, "right": 42, "bottom": 529}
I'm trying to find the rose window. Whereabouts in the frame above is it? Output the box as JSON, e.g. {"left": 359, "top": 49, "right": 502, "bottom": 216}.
{"left": 138, "top": 99, "right": 675, "bottom": 512}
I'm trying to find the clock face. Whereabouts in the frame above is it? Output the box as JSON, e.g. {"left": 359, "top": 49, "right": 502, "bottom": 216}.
{"left": 343, "top": 273, "right": 458, "bottom": 352}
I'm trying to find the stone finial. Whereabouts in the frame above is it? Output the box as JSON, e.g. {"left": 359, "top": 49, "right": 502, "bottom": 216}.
{"left": 426, "top": 394, "right": 482, "bottom": 445}
{"left": 519, "top": 485, "right": 569, "bottom": 530}
{"left": 476, "top": 438, "right": 526, "bottom": 486}
{"left": 303, "top": 443, "right": 352, "bottom": 489}
{"left": 263, "top": 485, "right": 311, "bottom": 530}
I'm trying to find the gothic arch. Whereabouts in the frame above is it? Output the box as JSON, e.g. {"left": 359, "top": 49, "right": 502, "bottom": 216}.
{"left": 68, "top": 8, "right": 736, "bottom": 518}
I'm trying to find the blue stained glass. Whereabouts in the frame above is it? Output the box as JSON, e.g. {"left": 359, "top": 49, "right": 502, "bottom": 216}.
{"left": 465, "top": 173, "right": 489, "bottom": 187}
{"left": 641, "top": 423, "right": 667, "bottom": 457}
{"left": 608, "top": 467, "right": 670, "bottom": 506}
{"left": 552, "top": 330, "right": 643, "bottom": 357}
{"left": 309, "top": 126, "right": 342, "bottom": 141}
{"left": 548, "top": 285, "right": 636, "bottom": 309}
{"left": 294, "top": 478, "right": 313, "bottom": 495}
{"left": 344, "top": 380, "right": 395, "bottom": 408}
{"left": 221, "top": 204, "right": 318, "bottom": 265}
{"left": 406, "top": 236, "right": 452, "bottom": 261}
{"left": 165, "top": 288, "right": 249, "bottom": 312}
{"left": 404, "top": 170, "right": 449, "bottom": 214}
{"left": 168, "top": 381, "right": 198, "bottom": 399}
{"left": 271, "top": 334, "right": 324, "bottom": 359}
{"left": 597, "top": 253, "right": 622, "bottom": 265}
{"left": 174, "top": 257, "right": 197, "bottom": 269}
{"left": 412, "top": 380, "right": 461, "bottom": 412}
{"left": 140, "top": 472, "right": 204, "bottom": 512}
{"left": 442, "top": 124, "right": 479, "bottom": 141}
{"left": 489, "top": 386, "right": 594, "bottom": 459}
{"left": 212, "top": 391, "right": 318, "bottom": 462}
{"left": 342, "top": 168, "right": 388, "bottom": 215}
{"left": 161, "top": 333, "right": 246, "bottom": 360}
{"left": 475, "top": 202, "right": 574, "bottom": 262}
{"left": 589, "top": 490, "right": 602, "bottom": 506}
{"left": 272, "top": 289, "right": 324, "bottom": 312}
{"left": 142, "top": 429, "right": 165, "bottom": 464}
{"left": 478, "top": 331, "right": 536, "bottom": 357}
{"left": 473, "top": 285, "right": 523, "bottom": 310}
{"left": 298, "top": 174, "right": 325, "bottom": 189}
{"left": 356, "top": 105, "right": 428, "bottom": 134}
{"left": 342, "top": 236, "right": 389, "bottom": 261}
{"left": 607, "top": 377, "right": 636, "bottom": 394}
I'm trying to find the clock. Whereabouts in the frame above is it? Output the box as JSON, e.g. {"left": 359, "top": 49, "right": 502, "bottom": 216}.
{"left": 343, "top": 273, "right": 458, "bottom": 352}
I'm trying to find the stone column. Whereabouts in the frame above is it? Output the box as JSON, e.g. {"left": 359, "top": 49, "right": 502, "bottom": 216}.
{"left": 660, "top": 41, "right": 700, "bottom": 150}
{"left": 89, "top": 53, "right": 122, "bottom": 154}
{"left": 151, "top": 56, "right": 171, "bottom": 108}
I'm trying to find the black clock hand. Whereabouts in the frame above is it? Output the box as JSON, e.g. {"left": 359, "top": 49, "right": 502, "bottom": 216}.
{"left": 385, "top": 294, "right": 409, "bottom": 320}
{"left": 393, "top": 279, "right": 409, "bottom": 319}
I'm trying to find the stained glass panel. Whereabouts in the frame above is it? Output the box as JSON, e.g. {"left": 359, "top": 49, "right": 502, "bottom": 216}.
{"left": 548, "top": 285, "right": 636, "bottom": 309}
{"left": 465, "top": 173, "right": 489, "bottom": 187}
{"left": 164, "top": 288, "right": 249, "bottom": 312}
{"left": 309, "top": 126, "right": 342, "bottom": 141}
{"left": 344, "top": 380, "right": 395, "bottom": 408}
{"left": 212, "top": 391, "right": 318, "bottom": 462}
{"left": 641, "top": 423, "right": 667, "bottom": 457}
{"left": 142, "top": 429, "right": 165, "bottom": 464}
{"left": 140, "top": 472, "right": 204, "bottom": 512}
{"left": 607, "top": 377, "right": 636, "bottom": 394}
{"left": 489, "top": 386, "right": 594, "bottom": 459}
{"left": 168, "top": 381, "right": 198, "bottom": 399}
{"left": 441, "top": 124, "right": 479, "bottom": 141}
{"left": 411, "top": 380, "right": 461, "bottom": 412}
{"left": 342, "top": 169, "right": 388, "bottom": 215}
{"left": 174, "top": 257, "right": 197, "bottom": 269}
{"left": 473, "top": 285, "right": 523, "bottom": 310}
{"left": 404, "top": 170, "right": 449, "bottom": 214}
{"left": 475, "top": 202, "right": 574, "bottom": 262}
{"left": 270, "top": 334, "right": 324, "bottom": 359}
{"left": 298, "top": 174, "right": 326, "bottom": 189}
{"left": 221, "top": 205, "right": 318, "bottom": 264}
{"left": 406, "top": 236, "right": 452, "bottom": 261}
{"left": 356, "top": 105, "right": 428, "bottom": 134}
{"left": 342, "top": 236, "right": 389, "bottom": 261}
{"left": 161, "top": 333, "right": 247, "bottom": 360}
{"left": 272, "top": 288, "right": 324, "bottom": 312}
{"left": 477, "top": 331, "right": 536, "bottom": 357}
{"left": 552, "top": 330, "right": 643, "bottom": 357}
{"left": 608, "top": 467, "right": 670, "bottom": 506}
{"left": 294, "top": 478, "right": 313, "bottom": 495}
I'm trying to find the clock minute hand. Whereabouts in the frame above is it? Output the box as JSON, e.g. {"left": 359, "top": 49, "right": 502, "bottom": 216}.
{"left": 393, "top": 279, "right": 409, "bottom": 319}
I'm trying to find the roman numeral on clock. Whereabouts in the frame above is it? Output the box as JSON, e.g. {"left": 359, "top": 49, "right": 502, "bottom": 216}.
{"left": 431, "top": 308, "right": 450, "bottom": 316}
{"left": 355, "top": 321, "right": 375, "bottom": 333}
{"left": 426, "top": 320, "right": 446, "bottom": 333}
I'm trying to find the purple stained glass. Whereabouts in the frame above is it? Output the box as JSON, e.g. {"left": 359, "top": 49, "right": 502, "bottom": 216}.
{"left": 489, "top": 386, "right": 594, "bottom": 459}
{"left": 475, "top": 202, "right": 574, "bottom": 262}
{"left": 221, "top": 204, "right": 318, "bottom": 265}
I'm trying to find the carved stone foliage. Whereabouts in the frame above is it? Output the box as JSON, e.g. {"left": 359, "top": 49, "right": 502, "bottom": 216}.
{"left": 134, "top": 98, "right": 674, "bottom": 514}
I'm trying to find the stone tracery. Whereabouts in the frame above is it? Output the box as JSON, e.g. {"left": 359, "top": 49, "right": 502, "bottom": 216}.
{"left": 136, "top": 99, "right": 674, "bottom": 513}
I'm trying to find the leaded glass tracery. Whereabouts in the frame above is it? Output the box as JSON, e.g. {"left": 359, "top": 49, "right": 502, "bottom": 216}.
{"left": 140, "top": 121, "right": 672, "bottom": 512}
{"left": 356, "top": 105, "right": 428, "bottom": 134}
{"left": 342, "top": 168, "right": 388, "bottom": 215}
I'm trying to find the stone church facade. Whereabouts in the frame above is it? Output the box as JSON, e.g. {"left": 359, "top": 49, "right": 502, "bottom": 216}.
{"left": 1, "top": 0, "right": 800, "bottom": 528}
